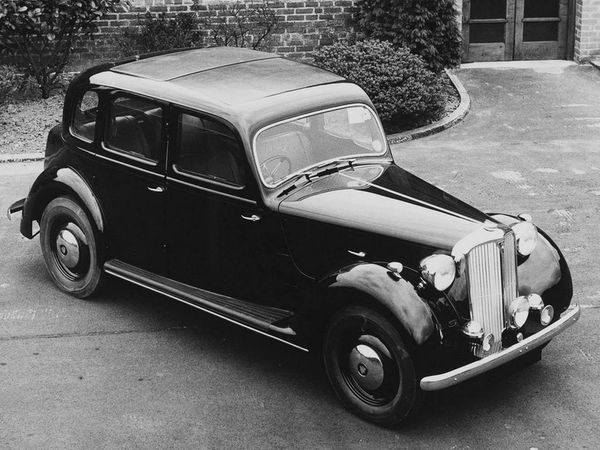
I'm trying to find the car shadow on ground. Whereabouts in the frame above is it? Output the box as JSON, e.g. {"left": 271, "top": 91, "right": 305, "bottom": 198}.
{"left": 95, "top": 275, "right": 551, "bottom": 432}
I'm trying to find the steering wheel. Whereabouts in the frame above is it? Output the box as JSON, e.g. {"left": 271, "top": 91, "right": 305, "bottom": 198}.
{"left": 261, "top": 155, "right": 292, "bottom": 183}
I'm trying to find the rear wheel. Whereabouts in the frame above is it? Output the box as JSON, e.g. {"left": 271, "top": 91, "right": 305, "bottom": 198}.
{"left": 323, "top": 305, "right": 421, "bottom": 426}
{"left": 40, "top": 197, "right": 102, "bottom": 298}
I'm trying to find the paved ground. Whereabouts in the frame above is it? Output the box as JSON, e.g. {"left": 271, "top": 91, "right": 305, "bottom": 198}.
{"left": 1, "top": 61, "right": 599, "bottom": 449}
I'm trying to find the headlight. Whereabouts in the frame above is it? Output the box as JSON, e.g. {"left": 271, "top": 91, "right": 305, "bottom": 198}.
{"left": 511, "top": 221, "right": 538, "bottom": 256}
{"left": 509, "top": 297, "right": 530, "bottom": 328}
{"left": 420, "top": 254, "right": 456, "bottom": 291}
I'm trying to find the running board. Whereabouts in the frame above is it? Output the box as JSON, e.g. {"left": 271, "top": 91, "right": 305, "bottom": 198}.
{"left": 104, "top": 259, "right": 307, "bottom": 351}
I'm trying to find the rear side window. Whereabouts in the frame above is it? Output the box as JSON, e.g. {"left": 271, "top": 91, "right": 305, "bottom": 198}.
{"left": 71, "top": 91, "right": 99, "bottom": 142}
{"left": 175, "top": 113, "right": 245, "bottom": 186}
{"left": 106, "top": 96, "right": 163, "bottom": 162}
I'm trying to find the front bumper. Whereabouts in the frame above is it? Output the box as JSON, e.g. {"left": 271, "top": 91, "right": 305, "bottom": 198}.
{"left": 6, "top": 198, "right": 25, "bottom": 221}
{"left": 420, "top": 304, "right": 581, "bottom": 391}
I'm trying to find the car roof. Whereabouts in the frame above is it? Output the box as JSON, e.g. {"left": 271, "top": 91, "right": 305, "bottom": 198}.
{"left": 88, "top": 47, "right": 373, "bottom": 137}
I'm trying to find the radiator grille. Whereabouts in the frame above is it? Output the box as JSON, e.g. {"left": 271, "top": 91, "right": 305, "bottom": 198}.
{"left": 466, "top": 232, "right": 518, "bottom": 357}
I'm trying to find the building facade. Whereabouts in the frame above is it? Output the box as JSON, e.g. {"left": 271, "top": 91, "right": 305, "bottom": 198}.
{"left": 57, "top": 0, "right": 600, "bottom": 63}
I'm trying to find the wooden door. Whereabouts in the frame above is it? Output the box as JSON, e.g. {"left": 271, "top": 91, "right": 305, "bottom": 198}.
{"left": 462, "top": 0, "right": 570, "bottom": 62}
{"left": 514, "top": 0, "right": 569, "bottom": 59}
{"left": 462, "top": 0, "right": 516, "bottom": 61}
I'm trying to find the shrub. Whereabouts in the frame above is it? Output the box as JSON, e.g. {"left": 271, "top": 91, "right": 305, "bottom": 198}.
{"left": 0, "top": 64, "right": 21, "bottom": 104}
{"left": 116, "top": 12, "right": 202, "bottom": 57}
{"left": 313, "top": 40, "right": 446, "bottom": 132}
{"left": 200, "top": 1, "right": 279, "bottom": 50}
{"left": 0, "top": 0, "right": 120, "bottom": 98}
{"left": 356, "top": 0, "right": 461, "bottom": 73}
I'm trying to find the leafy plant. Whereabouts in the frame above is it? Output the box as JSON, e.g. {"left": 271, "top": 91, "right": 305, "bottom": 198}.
{"left": 0, "top": 64, "right": 21, "bottom": 103}
{"left": 199, "top": 1, "right": 279, "bottom": 50}
{"left": 0, "top": 0, "right": 121, "bottom": 98}
{"left": 355, "top": 0, "right": 461, "bottom": 73}
{"left": 314, "top": 39, "right": 446, "bottom": 132}
{"left": 116, "top": 11, "right": 202, "bottom": 56}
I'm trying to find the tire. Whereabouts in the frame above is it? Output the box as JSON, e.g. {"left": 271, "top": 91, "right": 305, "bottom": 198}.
{"left": 323, "top": 305, "right": 421, "bottom": 426}
{"left": 40, "top": 196, "right": 103, "bottom": 298}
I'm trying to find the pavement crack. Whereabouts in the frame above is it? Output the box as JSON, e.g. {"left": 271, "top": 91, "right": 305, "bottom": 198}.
{"left": 0, "top": 325, "right": 194, "bottom": 342}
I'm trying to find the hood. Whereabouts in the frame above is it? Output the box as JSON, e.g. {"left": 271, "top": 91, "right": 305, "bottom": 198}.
{"left": 279, "top": 163, "right": 495, "bottom": 251}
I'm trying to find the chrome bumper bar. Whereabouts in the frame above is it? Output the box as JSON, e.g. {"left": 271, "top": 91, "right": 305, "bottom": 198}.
{"left": 420, "top": 305, "right": 581, "bottom": 391}
{"left": 6, "top": 198, "right": 25, "bottom": 221}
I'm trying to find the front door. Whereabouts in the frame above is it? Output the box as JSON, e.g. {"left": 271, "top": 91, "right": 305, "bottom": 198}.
{"left": 462, "top": 0, "right": 570, "bottom": 61}
{"left": 165, "top": 108, "right": 298, "bottom": 305}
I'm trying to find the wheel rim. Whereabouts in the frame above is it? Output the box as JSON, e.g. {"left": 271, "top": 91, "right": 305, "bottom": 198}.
{"left": 50, "top": 220, "right": 90, "bottom": 281}
{"left": 338, "top": 326, "right": 401, "bottom": 407}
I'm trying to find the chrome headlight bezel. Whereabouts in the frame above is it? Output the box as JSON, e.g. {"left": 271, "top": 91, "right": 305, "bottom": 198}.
{"left": 511, "top": 220, "right": 538, "bottom": 256}
{"left": 420, "top": 254, "right": 456, "bottom": 291}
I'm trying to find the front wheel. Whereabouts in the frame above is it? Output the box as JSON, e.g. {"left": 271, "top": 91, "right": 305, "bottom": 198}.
{"left": 323, "top": 305, "right": 421, "bottom": 426}
{"left": 40, "top": 196, "right": 103, "bottom": 298}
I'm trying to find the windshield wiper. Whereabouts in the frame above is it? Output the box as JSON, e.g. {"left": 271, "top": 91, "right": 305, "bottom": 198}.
{"left": 276, "top": 158, "right": 357, "bottom": 198}
{"left": 300, "top": 158, "right": 357, "bottom": 181}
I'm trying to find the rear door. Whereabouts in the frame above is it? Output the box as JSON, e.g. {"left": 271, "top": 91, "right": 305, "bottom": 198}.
{"left": 93, "top": 93, "right": 168, "bottom": 274}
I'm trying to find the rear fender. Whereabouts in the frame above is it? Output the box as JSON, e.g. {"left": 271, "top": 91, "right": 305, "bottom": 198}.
{"left": 21, "top": 166, "right": 104, "bottom": 238}
{"left": 323, "top": 263, "right": 435, "bottom": 345}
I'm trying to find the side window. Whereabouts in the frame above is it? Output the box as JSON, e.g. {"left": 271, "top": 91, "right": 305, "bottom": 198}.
{"left": 175, "top": 113, "right": 245, "bottom": 186}
{"left": 71, "top": 90, "right": 99, "bottom": 142}
{"left": 106, "top": 96, "right": 163, "bottom": 162}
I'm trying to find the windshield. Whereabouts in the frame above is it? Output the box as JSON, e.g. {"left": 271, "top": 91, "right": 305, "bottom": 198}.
{"left": 253, "top": 105, "right": 387, "bottom": 187}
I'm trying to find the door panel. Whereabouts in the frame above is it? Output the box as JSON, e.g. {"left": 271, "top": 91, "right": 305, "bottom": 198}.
{"left": 165, "top": 108, "right": 299, "bottom": 306}
{"left": 94, "top": 93, "right": 167, "bottom": 275}
{"left": 515, "top": 0, "right": 569, "bottom": 59}
{"left": 463, "top": 0, "right": 515, "bottom": 62}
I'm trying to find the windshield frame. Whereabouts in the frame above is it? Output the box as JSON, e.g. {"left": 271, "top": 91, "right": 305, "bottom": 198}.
{"left": 251, "top": 103, "right": 388, "bottom": 189}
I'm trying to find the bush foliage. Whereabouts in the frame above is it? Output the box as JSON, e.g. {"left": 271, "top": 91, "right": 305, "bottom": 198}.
{"left": 356, "top": 0, "right": 461, "bottom": 73}
{"left": 0, "top": 64, "right": 20, "bottom": 104}
{"left": 116, "top": 1, "right": 279, "bottom": 56}
{"left": 313, "top": 40, "right": 446, "bottom": 131}
{"left": 117, "top": 12, "right": 202, "bottom": 56}
{"left": 0, "top": 0, "right": 120, "bottom": 98}
{"left": 200, "top": 1, "right": 279, "bottom": 50}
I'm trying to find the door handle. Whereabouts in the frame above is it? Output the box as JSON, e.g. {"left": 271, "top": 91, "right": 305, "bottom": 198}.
{"left": 348, "top": 250, "right": 366, "bottom": 258}
{"left": 241, "top": 214, "right": 261, "bottom": 222}
{"left": 147, "top": 186, "right": 165, "bottom": 193}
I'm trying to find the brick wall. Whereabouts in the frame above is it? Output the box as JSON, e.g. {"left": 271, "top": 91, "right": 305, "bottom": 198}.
{"left": 574, "top": 0, "right": 600, "bottom": 61}
{"left": 75, "top": 0, "right": 358, "bottom": 62}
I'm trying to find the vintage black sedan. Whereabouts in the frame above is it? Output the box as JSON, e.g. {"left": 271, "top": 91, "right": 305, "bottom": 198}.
{"left": 8, "top": 47, "right": 579, "bottom": 426}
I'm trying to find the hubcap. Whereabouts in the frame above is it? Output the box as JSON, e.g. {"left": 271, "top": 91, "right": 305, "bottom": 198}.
{"left": 348, "top": 344, "right": 384, "bottom": 391}
{"left": 55, "top": 228, "right": 80, "bottom": 269}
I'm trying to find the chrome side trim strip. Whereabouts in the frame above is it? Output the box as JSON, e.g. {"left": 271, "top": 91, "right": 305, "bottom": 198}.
{"left": 166, "top": 176, "right": 257, "bottom": 205}
{"left": 420, "top": 305, "right": 581, "bottom": 391}
{"left": 104, "top": 267, "right": 309, "bottom": 353}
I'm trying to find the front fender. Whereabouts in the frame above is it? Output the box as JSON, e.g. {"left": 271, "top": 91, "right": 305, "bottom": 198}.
{"left": 324, "top": 263, "right": 435, "bottom": 345}
{"left": 21, "top": 166, "right": 104, "bottom": 238}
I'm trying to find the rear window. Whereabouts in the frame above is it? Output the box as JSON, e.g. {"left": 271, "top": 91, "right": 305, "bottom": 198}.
{"left": 71, "top": 90, "right": 99, "bottom": 142}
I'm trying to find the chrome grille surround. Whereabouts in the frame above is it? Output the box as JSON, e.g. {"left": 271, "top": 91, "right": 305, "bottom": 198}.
{"left": 452, "top": 227, "right": 518, "bottom": 358}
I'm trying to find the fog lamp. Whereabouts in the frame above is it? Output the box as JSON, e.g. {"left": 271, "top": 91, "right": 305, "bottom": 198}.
{"left": 462, "top": 320, "right": 484, "bottom": 340}
{"left": 419, "top": 254, "right": 456, "bottom": 291}
{"left": 509, "top": 297, "right": 530, "bottom": 328}
{"left": 540, "top": 305, "right": 554, "bottom": 326}
{"left": 511, "top": 221, "right": 538, "bottom": 256}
